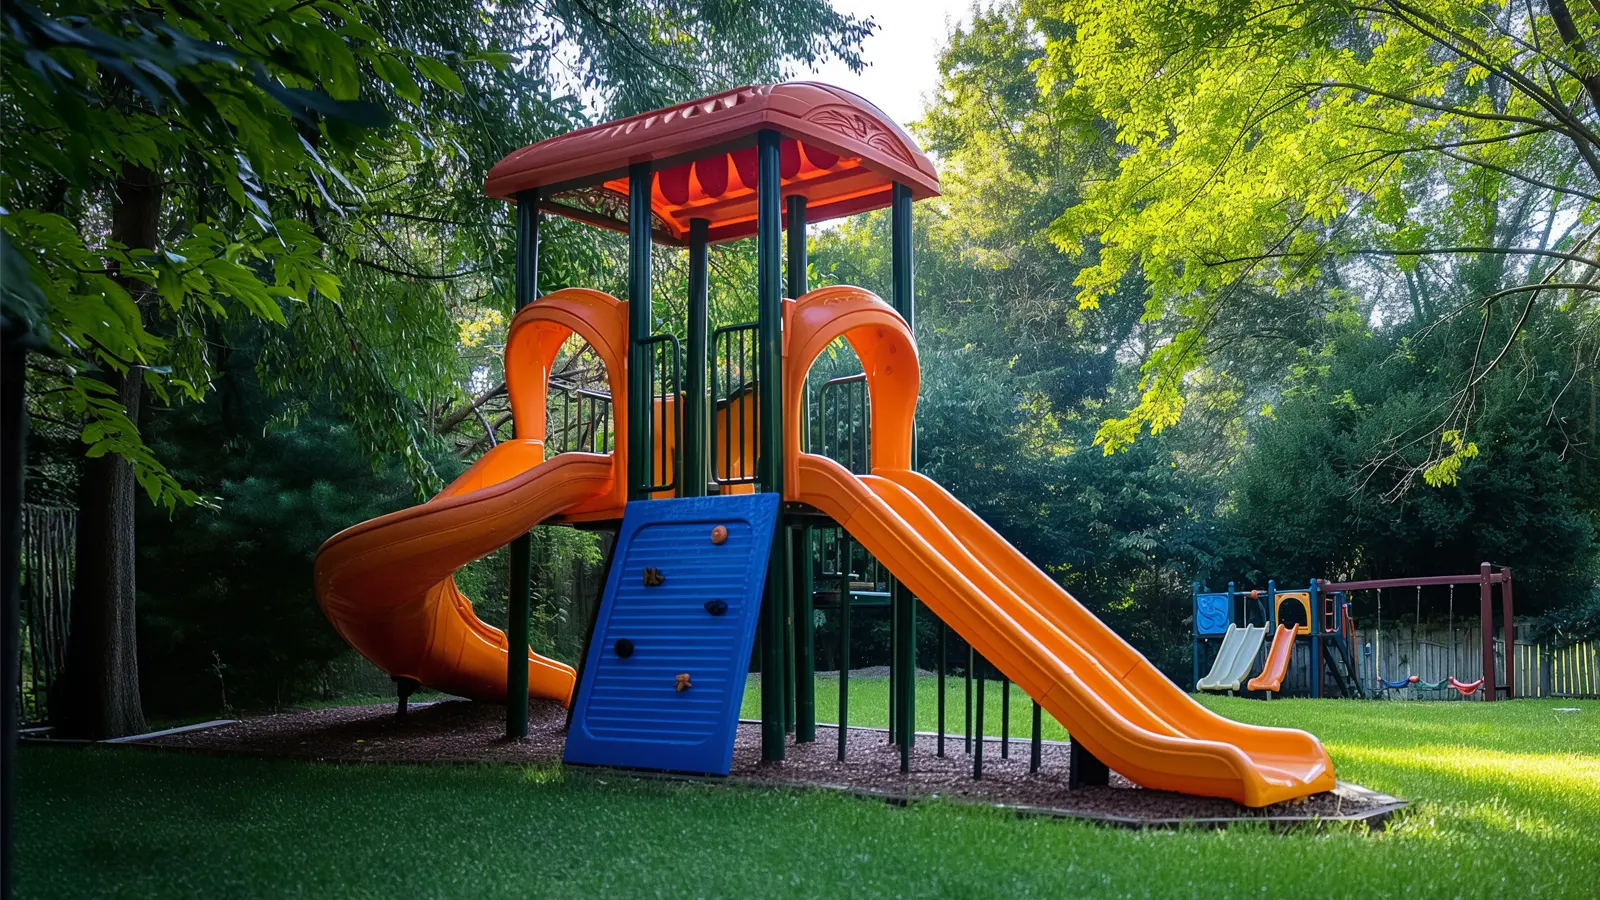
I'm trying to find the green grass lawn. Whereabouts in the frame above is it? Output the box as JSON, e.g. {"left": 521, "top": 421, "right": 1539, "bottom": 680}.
{"left": 16, "top": 683, "right": 1599, "bottom": 898}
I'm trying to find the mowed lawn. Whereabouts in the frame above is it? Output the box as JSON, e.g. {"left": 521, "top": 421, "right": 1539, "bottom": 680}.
{"left": 15, "top": 680, "right": 1599, "bottom": 899}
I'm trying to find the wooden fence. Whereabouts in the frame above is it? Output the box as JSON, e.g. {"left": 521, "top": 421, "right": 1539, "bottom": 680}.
{"left": 1351, "top": 620, "right": 1598, "bottom": 699}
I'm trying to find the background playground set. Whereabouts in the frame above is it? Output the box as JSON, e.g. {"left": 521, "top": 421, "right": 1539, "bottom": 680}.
{"left": 1193, "top": 570, "right": 1522, "bottom": 701}
{"left": 314, "top": 83, "right": 1337, "bottom": 809}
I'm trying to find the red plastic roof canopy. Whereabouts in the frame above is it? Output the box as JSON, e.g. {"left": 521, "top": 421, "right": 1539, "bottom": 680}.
{"left": 484, "top": 82, "right": 940, "bottom": 244}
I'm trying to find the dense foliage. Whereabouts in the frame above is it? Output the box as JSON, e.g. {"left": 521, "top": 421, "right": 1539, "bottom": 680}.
{"left": 8, "top": 0, "right": 1599, "bottom": 718}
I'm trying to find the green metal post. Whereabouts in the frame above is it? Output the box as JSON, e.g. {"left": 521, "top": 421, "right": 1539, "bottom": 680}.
{"left": 683, "top": 218, "right": 710, "bottom": 498}
{"left": 626, "top": 163, "right": 653, "bottom": 502}
{"left": 974, "top": 655, "right": 985, "bottom": 779}
{"left": 936, "top": 620, "right": 947, "bottom": 757}
{"left": 837, "top": 572, "right": 850, "bottom": 761}
{"left": 1030, "top": 701, "right": 1042, "bottom": 773}
{"left": 793, "top": 527, "right": 816, "bottom": 742}
{"left": 1001, "top": 676, "right": 1010, "bottom": 759}
{"left": 787, "top": 194, "right": 816, "bottom": 744}
{"left": 890, "top": 182, "right": 916, "bottom": 772}
{"left": 783, "top": 529, "right": 796, "bottom": 733}
{"left": 506, "top": 191, "right": 540, "bottom": 740}
{"left": 756, "top": 130, "right": 786, "bottom": 762}
{"left": 965, "top": 644, "right": 973, "bottom": 754}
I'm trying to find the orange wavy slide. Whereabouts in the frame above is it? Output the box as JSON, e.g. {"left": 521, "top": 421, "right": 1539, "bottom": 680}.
{"left": 1248, "top": 625, "right": 1297, "bottom": 693}
{"left": 314, "top": 288, "right": 630, "bottom": 707}
{"left": 792, "top": 453, "right": 1333, "bottom": 806}
{"left": 314, "top": 444, "right": 612, "bottom": 704}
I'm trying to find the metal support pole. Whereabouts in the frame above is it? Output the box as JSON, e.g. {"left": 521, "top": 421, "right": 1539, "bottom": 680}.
{"left": 756, "top": 130, "right": 786, "bottom": 761}
{"left": 626, "top": 163, "right": 653, "bottom": 501}
{"left": 890, "top": 182, "right": 916, "bottom": 772}
{"left": 973, "top": 655, "right": 985, "bottom": 779}
{"left": 793, "top": 526, "right": 815, "bottom": 741}
{"left": 505, "top": 192, "right": 541, "bottom": 740}
{"left": 1030, "top": 701, "right": 1042, "bottom": 773}
{"left": 1501, "top": 567, "right": 1515, "bottom": 699}
{"left": 964, "top": 644, "right": 973, "bottom": 754}
{"left": 838, "top": 572, "right": 850, "bottom": 762}
{"left": 783, "top": 529, "right": 796, "bottom": 733}
{"left": 936, "top": 620, "right": 947, "bottom": 757}
{"left": 1479, "top": 562, "right": 1495, "bottom": 702}
{"left": 683, "top": 218, "right": 710, "bottom": 497}
{"left": 1001, "top": 676, "right": 1010, "bottom": 759}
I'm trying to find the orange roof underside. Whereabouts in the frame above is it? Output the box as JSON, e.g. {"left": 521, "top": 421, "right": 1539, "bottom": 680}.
{"left": 484, "top": 82, "right": 940, "bottom": 244}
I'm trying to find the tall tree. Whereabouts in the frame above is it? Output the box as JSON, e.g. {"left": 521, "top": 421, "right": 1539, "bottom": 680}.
{"left": 3, "top": 0, "right": 872, "bottom": 736}
{"left": 1031, "top": 0, "right": 1600, "bottom": 485}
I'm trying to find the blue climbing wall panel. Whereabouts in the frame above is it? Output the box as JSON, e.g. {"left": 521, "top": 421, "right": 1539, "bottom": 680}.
{"left": 1195, "top": 593, "right": 1233, "bottom": 635}
{"left": 564, "top": 493, "right": 780, "bottom": 776}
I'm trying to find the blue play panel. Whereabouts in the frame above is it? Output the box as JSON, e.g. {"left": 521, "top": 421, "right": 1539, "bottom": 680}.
{"left": 563, "top": 493, "right": 779, "bottom": 776}
{"left": 1195, "top": 592, "right": 1232, "bottom": 635}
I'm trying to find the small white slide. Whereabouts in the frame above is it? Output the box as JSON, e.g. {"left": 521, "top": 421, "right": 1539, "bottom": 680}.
{"left": 1198, "top": 625, "right": 1268, "bottom": 692}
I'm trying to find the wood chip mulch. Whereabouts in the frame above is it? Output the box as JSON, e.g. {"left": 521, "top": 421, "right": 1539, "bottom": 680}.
{"left": 141, "top": 700, "right": 1403, "bottom": 828}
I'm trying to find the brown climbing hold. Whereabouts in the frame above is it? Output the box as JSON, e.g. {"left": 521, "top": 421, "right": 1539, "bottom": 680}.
{"left": 710, "top": 525, "right": 728, "bottom": 545}
{"left": 675, "top": 673, "right": 692, "bottom": 692}
{"left": 643, "top": 567, "right": 665, "bottom": 587}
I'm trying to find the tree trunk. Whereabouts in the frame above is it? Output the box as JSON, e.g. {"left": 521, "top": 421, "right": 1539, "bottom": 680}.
{"left": 55, "top": 164, "right": 161, "bottom": 739}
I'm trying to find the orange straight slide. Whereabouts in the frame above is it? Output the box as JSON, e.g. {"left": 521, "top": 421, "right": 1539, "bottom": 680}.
{"left": 314, "top": 445, "right": 612, "bottom": 704}
{"left": 793, "top": 455, "right": 1334, "bottom": 806}
{"left": 1248, "top": 626, "right": 1297, "bottom": 693}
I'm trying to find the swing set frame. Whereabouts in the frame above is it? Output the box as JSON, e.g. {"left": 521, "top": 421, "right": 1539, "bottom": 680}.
{"left": 1318, "top": 562, "right": 1516, "bottom": 701}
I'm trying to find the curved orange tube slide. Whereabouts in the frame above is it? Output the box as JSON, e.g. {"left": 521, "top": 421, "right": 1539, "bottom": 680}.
{"left": 313, "top": 289, "right": 629, "bottom": 706}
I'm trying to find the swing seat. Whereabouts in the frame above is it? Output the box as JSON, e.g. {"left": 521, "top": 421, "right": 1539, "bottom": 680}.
{"left": 1447, "top": 676, "right": 1484, "bottom": 697}
{"left": 1378, "top": 674, "right": 1416, "bottom": 691}
{"left": 1416, "top": 677, "right": 1451, "bottom": 692}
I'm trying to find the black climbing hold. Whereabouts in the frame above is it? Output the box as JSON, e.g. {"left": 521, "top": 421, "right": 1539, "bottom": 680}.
{"left": 614, "top": 638, "right": 634, "bottom": 659}
{"left": 704, "top": 599, "right": 728, "bottom": 616}
{"left": 643, "top": 567, "right": 665, "bottom": 587}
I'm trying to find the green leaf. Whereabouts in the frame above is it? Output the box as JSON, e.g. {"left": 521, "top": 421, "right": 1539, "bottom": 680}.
{"left": 413, "top": 55, "right": 463, "bottom": 94}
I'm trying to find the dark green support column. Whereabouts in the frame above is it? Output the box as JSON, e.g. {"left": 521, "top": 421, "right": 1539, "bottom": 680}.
{"left": 890, "top": 182, "right": 916, "bottom": 773}
{"left": 793, "top": 526, "right": 815, "bottom": 742}
{"left": 506, "top": 191, "right": 540, "bottom": 741}
{"left": 1030, "top": 701, "right": 1042, "bottom": 773}
{"left": 683, "top": 218, "right": 710, "bottom": 498}
{"left": 964, "top": 644, "right": 973, "bottom": 754}
{"left": 755, "top": 130, "right": 786, "bottom": 763}
{"left": 626, "top": 163, "right": 653, "bottom": 502}
{"left": 974, "top": 655, "right": 986, "bottom": 779}
{"left": 1001, "top": 676, "right": 1010, "bottom": 759}
{"left": 936, "top": 620, "right": 947, "bottom": 757}
{"left": 837, "top": 572, "right": 850, "bottom": 762}
{"left": 787, "top": 194, "right": 816, "bottom": 744}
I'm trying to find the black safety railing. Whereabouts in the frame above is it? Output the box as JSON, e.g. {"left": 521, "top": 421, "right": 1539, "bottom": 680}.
{"left": 711, "top": 322, "right": 760, "bottom": 487}
{"left": 810, "top": 371, "right": 869, "bottom": 475}
{"left": 635, "top": 333, "right": 683, "bottom": 494}
{"left": 544, "top": 379, "right": 614, "bottom": 455}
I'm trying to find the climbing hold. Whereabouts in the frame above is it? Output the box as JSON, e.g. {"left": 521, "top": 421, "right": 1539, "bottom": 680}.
{"left": 704, "top": 599, "right": 728, "bottom": 616}
{"left": 675, "top": 673, "right": 692, "bottom": 692}
{"left": 614, "top": 638, "right": 634, "bottom": 659}
{"left": 710, "top": 525, "right": 728, "bottom": 545}
{"left": 643, "top": 567, "right": 665, "bottom": 587}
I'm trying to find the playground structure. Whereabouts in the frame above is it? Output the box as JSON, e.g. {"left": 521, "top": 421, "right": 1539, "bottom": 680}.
{"left": 1194, "top": 582, "right": 1363, "bottom": 699}
{"left": 1193, "top": 570, "right": 1517, "bottom": 700}
{"left": 314, "top": 83, "right": 1336, "bottom": 807}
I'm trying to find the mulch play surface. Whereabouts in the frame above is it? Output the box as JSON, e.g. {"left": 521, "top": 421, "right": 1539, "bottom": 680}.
{"left": 143, "top": 700, "right": 1402, "bottom": 827}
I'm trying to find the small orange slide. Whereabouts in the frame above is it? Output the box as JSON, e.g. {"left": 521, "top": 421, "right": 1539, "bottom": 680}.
{"left": 1247, "top": 625, "right": 1297, "bottom": 693}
